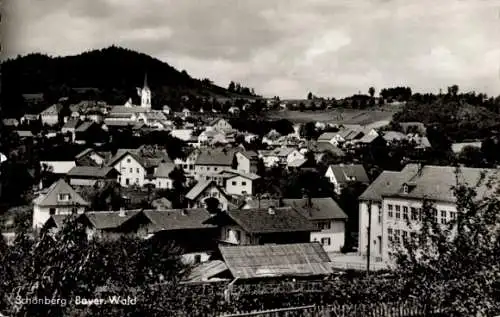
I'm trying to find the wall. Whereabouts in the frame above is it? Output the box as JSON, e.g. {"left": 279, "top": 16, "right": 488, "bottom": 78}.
{"left": 235, "top": 152, "right": 250, "bottom": 174}
{"left": 225, "top": 175, "right": 253, "bottom": 196}
{"left": 69, "top": 178, "right": 98, "bottom": 187}
{"left": 41, "top": 114, "right": 59, "bottom": 126}
{"left": 33, "top": 205, "right": 86, "bottom": 228}
{"left": 113, "top": 154, "right": 146, "bottom": 187}
{"left": 221, "top": 224, "right": 257, "bottom": 245}
{"left": 40, "top": 161, "right": 76, "bottom": 175}
{"left": 155, "top": 177, "right": 173, "bottom": 189}
{"left": 358, "top": 201, "right": 382, "bottom": 258}
{"left": 286, "top": 151, "right": 304, "bottom": 164}
{"left": 311, "top": 220, "right": 345, "bottom": 252}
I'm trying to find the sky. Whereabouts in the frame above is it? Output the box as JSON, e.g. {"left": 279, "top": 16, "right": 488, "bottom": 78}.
{"left": 2, "top": 0, "right": 500, "bottom": 99}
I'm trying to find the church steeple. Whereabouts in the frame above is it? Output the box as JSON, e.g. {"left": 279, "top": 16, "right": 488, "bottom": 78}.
{"left": 140, "top": 72, "right": 151, "bottom": 108}
{"left": 143, "top": 73, "right": 149, "bottom": 89}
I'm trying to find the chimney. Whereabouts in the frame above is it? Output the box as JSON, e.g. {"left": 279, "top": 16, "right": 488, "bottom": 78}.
{"left": 118, "top": 207, "right": 126, "bottom": 217}
{"left": 278, "top": 197, "right": 284, "bottom": 207}
{"left": 268, "top": 207, "right": 275, "bottom": 215}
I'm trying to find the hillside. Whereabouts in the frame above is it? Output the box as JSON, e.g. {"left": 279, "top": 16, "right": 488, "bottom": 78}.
{"left": 0, "top": 46, "right": 258, "bottom": 116}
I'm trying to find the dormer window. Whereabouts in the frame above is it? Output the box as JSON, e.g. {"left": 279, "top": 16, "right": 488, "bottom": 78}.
{"left": 402, "top": 184, "right": 409, "bottom": 194}
{"left": 58, "top": 193, "right": 71, "bottom": 201}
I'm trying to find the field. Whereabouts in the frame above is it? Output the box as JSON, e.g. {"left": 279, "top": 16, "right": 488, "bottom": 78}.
{"left": 265, "top": 107, "right": 400, "bottom": 126}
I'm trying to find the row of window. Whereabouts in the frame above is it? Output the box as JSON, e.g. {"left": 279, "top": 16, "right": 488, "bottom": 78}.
{"left": 386, "top": 204, "right": 457, "bottom": 224}
{"left": 387, "top": 227, "right": 417, "bottom": 243}
{"left": 122, "top": 167, "right": 141, "bottom": 174}
{"left": 313, "top": 237, "right": 331, "bottom": 246}
{"left": 231, "top": 181, "right": 247, "bottom": 186}
{"left": 198, "top": 166, "right": 222, "bottom": 172}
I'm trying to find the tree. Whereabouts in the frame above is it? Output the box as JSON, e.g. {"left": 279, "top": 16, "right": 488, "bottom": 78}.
{"left": 168, "top": 167, "right": 187, "bottom": 208}
{"left": 307, "top": 92, "right": 313, "bottom": 100}
{"left": 368, "top": 87, "right": 375, "bottom": 98}
{"left": 393, "top": 173, "right": 500, "bottom": 316}
{"left": 458, "top": 145, "right": 485, "bottom": 168}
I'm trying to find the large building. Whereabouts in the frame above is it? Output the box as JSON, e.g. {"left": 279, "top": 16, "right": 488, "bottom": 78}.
{"left": 358, "top": 164, "right": 499, "bottom": 261}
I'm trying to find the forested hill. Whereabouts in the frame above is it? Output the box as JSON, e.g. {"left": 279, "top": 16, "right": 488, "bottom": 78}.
{"left": 0, "top": 46, "right": 258, "bottom": 116}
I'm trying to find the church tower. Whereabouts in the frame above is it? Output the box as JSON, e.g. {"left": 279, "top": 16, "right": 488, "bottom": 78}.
{"left": 140, "top": 73, "right": 151, "bottom": 108}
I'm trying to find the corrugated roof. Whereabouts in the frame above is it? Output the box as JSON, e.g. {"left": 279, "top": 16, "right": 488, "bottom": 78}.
{"left": 67, "top": 166, "right": 118, "bottom": 178}
{"left": 33, "top": 179, "right": 90, "bottom": 207}
{"left": 142, "top": 208, "right": 217, "bottom": 232}
{"left": 217, "top": 169, "right": 261, "bottom": 181}
{"left": 185, "top": 180, "right": 216, "bottom": 200}
{"left": 227, "top": 207, "right": 315, "bottom": 234}
{"left": 184, "top": 260, "right": 229, "bottom": 283}
{"left": 219, "top": 243, "right": 332, "bottom": 279}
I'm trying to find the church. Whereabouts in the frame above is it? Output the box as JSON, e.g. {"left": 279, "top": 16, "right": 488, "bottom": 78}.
{"left": 124, "top": 74, "right": 152, "bottom": 109}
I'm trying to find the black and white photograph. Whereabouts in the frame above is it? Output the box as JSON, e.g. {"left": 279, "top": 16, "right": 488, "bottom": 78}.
{"left": 0, "top": 0, "right": 499, "bottom": 316}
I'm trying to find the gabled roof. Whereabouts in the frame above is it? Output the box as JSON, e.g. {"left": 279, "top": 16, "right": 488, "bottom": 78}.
{"left": 107, "top": 148, "right": 171, "bottom": 169}
{"left": 219, "top": 242, "right": 331, "bottom": 279}
{"left": 327, "top": 164, "right": 370, "bottom": 184}
{"left": 236, "top": 150, "right": 258, "bottom": 160}
{"left": 75, "top": 121, "right": 94, "bottom": 132}
{"left": 107, "top": 149, "right": 145, "bottom": 168}
{"left": 16, "top": 130, "right": 34, "bottom": 138}
{"left": 142, "top": 208, "right": 217, "bottom": 232}
{"left": 287, "top": 158, "right": 308, "bottom": 168}
{"left": 382, "top": 131, "right": 407, "bottom": 142}
{"left": 185, "top": 180, "right": 224, "bottom": 201}
{"left": 75, "top": 148, "right": 98, "bottom": 159}
{"left": 195, "top": 148, "right": 235, "bottom": 166}
{"left": 282, "top": 197, "right": 347, "bottom": 220}
{"left": 154, "top": 162, "right": 176, "bottom": 178}
{"left": 67, "top": 166, "right": 119, "bottom": 178}
{"left": 41, "top": 104, "right": 63, "bottom": 115}
{"left": 62, "top": 119, "right": 80, "bottom": 129}
{"left": 109, "top": 106, "right": 147, "bottom": 114}
{"left": 33, "top": 179, "right": 90, "bottom": 207}
{"left": 226, "top": 207, "right": 315, "bottom": 234}
{"left": 217, "top": 169, "right": 260, "bottom": 181}
{"left": 83, "top": 210, "right": 141, "bottom": 230}
{"left": 184, "top": 260, "right": 229, "bottom": 283}
{"left": 317, "top": 132, "right": 338, "bottom": 142}
{"left": 209, "top": 117, "right": 231, "bottom": 126}
{"left": 306, "top": 141, "right": 345, "bottom": 157}
{"left": 358, "top": 133, "right": 380, "bottom": 144}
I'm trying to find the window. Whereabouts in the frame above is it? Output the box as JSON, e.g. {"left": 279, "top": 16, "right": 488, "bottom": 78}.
{"left": 58, "top": 193, "right": 70, "bottom": 201}
{"left": 411, "top": 207, "right": 418, "bottom": 220}
{"left": 418, "top": 208, "right": 423, "bottom": 221}
{"left": 127, "top": 158, "right": 131, "bottom": 163}
{"left": 194, "top": 255, "right": 202, "bottom": 264}
{"left": 378, "top": 209, "right": 382, "bottom": 224}
{"left": 206, "top": 176, "right": 210, "bottom": 180}
{"left": 136, "top": 178, "right": 139, "bottom": 183}
{"left": 394, "top": 229, "right": 401, "bottom": 243}
{"left": 232, "top": 181, "right": 237, "bottom": 186}
{"left": 126, "top": 178, "right": 130, "bottom": 185}
{"left": 318, "top": 221, "right": 331, "bottom": 230}
{"left": 49, "top": 208, "right": 56, "bottom": 215}
{"left": 136, "top": 168, "right": 139, "bottom": 173}
{"left": 402, "top": 230, "right": 408, "bottom": 242}
{"left": 403, "top": 206, "right": 408, "bottom": 220}
{"left": 214, "top": 167, "right": 218, "bottom": 171}
{"left": 242, "top": 181, "right": 247, "bottom": 186}
{"left": 440, "top": 210, "right": 447, "bottom": 224}
{"left": 395, "top": 205, "right": 401, "bottom": 219}
{"left": 129, "top": 168, "right": 133, "bottom": 173}
{"left": 235, "top": 230, "right": 241, "bottom": 242}
{"left": 402, "top": 184, "right": 408, "bottom": 194}
{"left": 432, "top": 209, "right": 438, "bottom": 222}
{"left": 71, "top": 208, "right": 78, "bottom": 214}
{"left": 388, "top": 228, "right": 393, "bottom": 242}
{"left": 388, "top": 204, "right": 394, "bottom": 218}
{"left": 450, "top": 211, "right": 457, "bottom": 221}
{"left": 321, "top": 237, "right": 331, "bottom": 246}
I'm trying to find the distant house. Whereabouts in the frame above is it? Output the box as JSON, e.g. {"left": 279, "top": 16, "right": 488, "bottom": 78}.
{"left": 15, "top": 130, "right": 34, "bottom": 140}
{"left": 325, "top": 164, "right": 370, "bottom": 195}
{"left": 258, "top": 147, "right": 304, "bottom": 168}
{"left": 218, "top": 243, "right": 332, "bottom": 280}
{"left": 182, "top": 108, "right": 191, "bottom": 118}
{"left": 234, "top": 150, "right": 259, "bottom": 174}
{"left": 228, "top": 106, "right": 240, "bottom": 115}
{"left": 194, "top": 148, "right": 236, "bottom": 180}
{"left": 382, "top": 131, "right": 407, "bottom": 143}
{"left": 162, "top": 105, "right": 171, "bottom": 115}
{"left": 32, "top": 179, "right": 90, "bottom": 228}
{"left": 76, "top": 210, "right": 148, "bottom": 240}
{"left": 171, "top": 129, "right": 194, "bottom": 142}
{"left": 305, "top": 141, "right": 345, "bottom": 160}
{"left": 174, "top": 148, "right": 199, "bottom": 176}
{"left": 67, "top": 166, "right": 120, "bottom": 187}
{"left": 75, "top": 148, "right": 109, "bottom": 166}
{"left": 40, "top": 160, "right": 77, "bottom": 175}
{"left": 185, "top": 180, "right": 231, "bottom": 211}
{"left": 151, "top": 162, "right": 176, "bottom": 189}
{"left": 20, "top": 114, "right": 40, "bottom": 125}
{"left": 318, "top": 129, "right": 364, "bottom": 146}
{"left": 208, "top": 118, "right": 233, "bottom": 132}
{"left": 22, "top": 93, "right": 44, "bottom": 104}
{"left": 217, "top": 169, "right": 261, "bottom": 196}
{"left": 198, "top": 130, "right": 226, "bottom": 145}
{"left": 451, "top": 141, "right": 482, "bottom": 154}
{"left": 75, "top": 121, "right": 105, "bottom": 144}
{"left": 262, "top": 129, "right": 282, "bottom": 146}
{"left": 217, "top": 207, "right": 315, "bottom": 245}
{"left": 2, "top": 118, "right": 19, "bottom": 128}
{"left": 61, "top": 119, "right": 80, "bottom": 142}
{"left": 40, "top": 104, "right": 63, "bottom": 126}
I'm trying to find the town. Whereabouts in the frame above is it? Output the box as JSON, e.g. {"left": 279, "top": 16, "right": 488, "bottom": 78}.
{"left": 1, "top": 41, "right": 500, "bottom": 317}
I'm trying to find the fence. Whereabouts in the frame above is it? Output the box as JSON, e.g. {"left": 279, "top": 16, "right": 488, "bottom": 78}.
{"left": 219, "top": 301, "right": 444, "bottom": 317}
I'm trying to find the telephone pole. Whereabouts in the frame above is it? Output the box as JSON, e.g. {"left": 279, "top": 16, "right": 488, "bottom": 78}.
{"left": 366, "top": 200, "right": 372, "bottom": 274}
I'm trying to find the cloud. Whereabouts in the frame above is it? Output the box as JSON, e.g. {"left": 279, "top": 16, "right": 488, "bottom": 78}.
{"left": 2, "top": 0, "right": 500, "bottom": 98}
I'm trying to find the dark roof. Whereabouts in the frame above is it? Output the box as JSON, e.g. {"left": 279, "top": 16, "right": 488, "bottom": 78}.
{"left": 107, "top": 148, "right": 172, "bottom": 169}
{"left": 75, "top": 121, "right": 94, "bottom": 132}
{"left": 154, "top": 162, "right": 176, "bottom": 178}
{"left": 83, "top": 210, "right": 141, "bottom": 230}
{"left": 142, "top": 208, "right": 217, "bottom": 232}
{"left": 219, "top": 242, "right": 332, "bottom": 279}
{"left": 327, "top": 164, "right": 370, "bottom": 184}
{"left": 185, "top": 180, "right": 227, "bottom": 201}
{"left": 226, "top": 207, "right": 315, "bottom": 234}
{"left": 67, "top": 166, "right": 119, "bottom": 178}
{"left": 358, "top": 171, "right": 403, "bottom": 202}
{"left": 307, "top": 141, "right": 345, "bottom": 157}
{"left": 282, "top": 198, "right": 347, "bottom": 220}
{"left": 62, "top": 119, "right": 80, "bottom": 129}
{"left": 183, "top": 260, "right": 229, "bottom": 283}
{"left": 195, "top": 148, "right": 235, "bottom": 166}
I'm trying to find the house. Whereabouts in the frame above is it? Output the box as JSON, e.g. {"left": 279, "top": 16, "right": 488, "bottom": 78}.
{"left": 358, "top": 164, "right": 500, "bottom": 261}
{"left": 305, "top": 141, "right": 345, "bottom": 160}
{"left": 39, "top": 160, "right": 77, "bottom": 175}
{"left": 75, "top": 121, "right": 106, "bottom": 144}
{"left": 67, "top": 166, "right": 120, "bottom": 187}
{"left": 162, "top": 105, "right": 171, "bottom": 115}
{"left": 15, "top": 130, "right": 34, "bottom": 140}
{"left": 2, "top": 118, "right": 19, "bottom": 128}
{"left": 194, "top": 148, "right": 236, "bottom": 180}
{"left": 61, "top": 119, "right": 80, "bottom": 142}
{"left": 32, "top": 179, "right": 90, "bottom": 228}
{"left": 218, "top": 243, "right": 332, "bottom": 280}
{"left": 262, "top": 129, "right": 282, "bottom": 146}
{"left": 183, "top": 260, "right": 230, "bottom": 283}
{"left": 451, "top": 141, "right": 482, "bottom": 154}
{"left": 218, "top": 207, "right": 315, "bottom": 245}
{"left": 182, "top": 108, "right": 191, "bottom": 118}
{"left": 142, "top": 208, "right": 219, "bottom": 264}
{"left": 325, "top": 164, "right": 370, "bottom": 195}
{"left": 198, "top": 130, "right": 226, "bottom": 145}
{"left": 171, "top": 129, "right": 194, "bottom": 141}
{"left": 208, "top": 118, "right": 233, "bottom": 132}
{"left": 234, "top": 150, "right": 259, "bottom": 174}
{"left": 185, "top": 180, "right": 231, "bottom": 211}
{"left": 228, "top": 106, "right": 240, "bottom": 115}
{"left": 318, "top": 128, "right": 364, "bottom": 146}
{"left": 151, "top": 162, "right": 176, "bottom": 189}
{"left": 107, "top": 148, "right": 171, "bottom": 187}
{"left": 217, "top": 169, "right": 261, "bottom": 196}
{"left": 244, "top": 133, "right": 259, "bottom": 143}
{"left": 281, "top": 198, "right": 347, "bottom": 252}
{"left": 20, "top": 114, "right": 40, "bottom": 125}
{"left": 78, "top": 210, "right": 148, "bottom": 240}
{"left": 40, "top": 104, "right": 63, "bottom": 126}
{"left": 382, "top": 131, "right": 407, "bottom": 143}
{"left": 174, "top": 148, "right": 199, "bottom": 176}
{"left": 75, "top": 148, "right": 110, "bottom": 166}
{"left": 258, "top": 147, "right": 304, "bottom": 168}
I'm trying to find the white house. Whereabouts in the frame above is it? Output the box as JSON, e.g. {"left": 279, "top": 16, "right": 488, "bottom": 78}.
{"left": 152, "top": 162, "right": 176, "bottom": 189}
{"left": 217, "top": 169, "right": 260, "bottom": 196}
{"left": 174, "top": 149, "right": 199, "bottom": 176}
{"left": 234, "top": 150, "right": 259, "bottom": 174}
{"left": 75, "top": 148, "right": 108, "bottom": 166}
{"left": 171, "top": 129, "right": 194, "bottom": 142}
{"left": 325, "top": 164, "right": 370, "bottom": 195}
{"left": 32, "top": 179, "right": 90, "bottom": 228}
{"left": 358, "top": 164, "right": 500, "bottom": 262}
{"left": 107, "top": 150, "right": 147, "bottom": 187}
{"left": 208, "top": 118, "right": 233, "bottom": 132}
{"left": 40, "top": 104, "right": 63, "bottom": 126}
{"left": 258, "top": 147, "right": 304, "bottom": 168}
{"left": 40, "top": 160, "right": 77, "bottom": 175}
{"left": 194, "top": 148, "right": 236, "bottom": 181}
